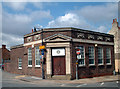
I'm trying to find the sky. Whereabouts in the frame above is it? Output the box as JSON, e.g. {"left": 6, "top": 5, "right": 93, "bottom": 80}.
{"left": 1, "top": 1, "right": 119, "bottom": 49}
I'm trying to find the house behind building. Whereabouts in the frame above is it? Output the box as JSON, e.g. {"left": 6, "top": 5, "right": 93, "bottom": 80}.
{"left": 109, "top": 18, "right": 120, "bottom": 73}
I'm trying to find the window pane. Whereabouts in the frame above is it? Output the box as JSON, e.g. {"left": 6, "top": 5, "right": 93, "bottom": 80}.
{"left": 98, "top": 47, "right": 103, "bottom": 64}
{"left": 88, "top": 46, "right": 94, "bottom": 65}
{"left": 35, "top": 46, "right": 40, "bottom": 66}
{"left": 28, "top": 48, "right": 32, "bottom": 66}
{"left": 18, "top": 58, "right": 22, "bottom": 68}
{"left": 77, "top": 46, "right": 85, "bottom": 65}
{"left": 78, "top": 59, "right": 84, "bottom": 65}
{"left": 106, "top": 48, "right": 111, "bottom": 64}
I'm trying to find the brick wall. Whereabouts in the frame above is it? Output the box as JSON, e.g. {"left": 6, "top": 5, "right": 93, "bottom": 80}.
{"left": 0, "top": 45, "right": 10, "bottom": 64}
{"left": 71, "top": 43, "right": 114, "bottom": 79}
{"left": 9, "top": 45, "right": 43, "bottom": 77}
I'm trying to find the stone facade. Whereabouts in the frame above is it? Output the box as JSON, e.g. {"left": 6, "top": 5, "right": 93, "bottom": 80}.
{"left": 5, "top": 27, "right": 115, "bottom": 80}
{"left": 109, "top": 18, "right": 120, "bottom": 73}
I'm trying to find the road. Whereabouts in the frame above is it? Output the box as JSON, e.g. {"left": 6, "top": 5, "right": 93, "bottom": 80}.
{"left": 1, "top": 70, "right": 120, "bottom": 89}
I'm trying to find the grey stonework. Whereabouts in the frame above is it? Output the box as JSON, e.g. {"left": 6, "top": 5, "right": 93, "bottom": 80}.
{"left": 109, "top": 18, "right": 120, "bottom": 72}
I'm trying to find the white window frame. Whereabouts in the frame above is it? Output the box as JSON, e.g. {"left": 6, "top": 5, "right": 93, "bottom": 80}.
{"left": 106, "top": 48, "right": 111, "bottom": 65}
{"left": 18, "top": 58, "right": 22, "bottom": 69}
{"left": 77, "top": 46, "right": 85, "bottom": 67}
{"left": 28, "top": 48, "right": 32, "bottom": 67}
{"left": 98, "top": 47, "right": 104, "bottom": 65}
{"left": 88, "top": 46, "right": 95, "bottom": 66}
{"left": 35, "top": 46, "right": 40, "bottom": 67}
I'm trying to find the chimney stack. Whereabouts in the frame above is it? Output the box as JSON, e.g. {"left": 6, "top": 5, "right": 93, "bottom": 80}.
{"left": 112, "top": 18, "right": 117, "bottom": 24}
{"left": 2, "top": 45, "right": 6, "bottom": 49}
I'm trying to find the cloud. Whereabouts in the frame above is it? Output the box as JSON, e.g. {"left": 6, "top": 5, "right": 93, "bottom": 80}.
{"left": 96, "top": 26, "right": 108, "bottom": 33}
{"left": 2, "top": 10, "right": 52, "bottom": 36}
{"left": 48, "top": 13, "right": 92, "bottom": 29}
{"left": 47, "top": 3, "right": 117, "bottom": 33}
{"left": 2, "top": 33, "right": 23, "bottom": 49}
{"left": 0, "top": 3, "right": 2, "bottom": 47}
{"left": 4, "top": 2, "right": 27, "bottom": 11}
{"left": 72, "top": 3, "right": 118, "bottom": 24}
{"left": 32, "top": 2, "right": 43, "bottom": 9}
{"left": 2, "top": 5, "right": 52, "bottom": 48}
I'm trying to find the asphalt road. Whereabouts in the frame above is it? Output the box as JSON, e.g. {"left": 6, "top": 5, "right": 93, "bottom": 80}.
{"left": 1, "top": 70, "right": 120, "bottom": 89}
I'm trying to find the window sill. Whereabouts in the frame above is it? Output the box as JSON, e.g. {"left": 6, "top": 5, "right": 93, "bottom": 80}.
{"left": 89, "top": 64, "right": 95, "bottom": 67}
{"left": 106, "top": 63, "right": 112, "bottom": 65}
{"left": 98, "top": 64, "right": 104, "bottom": 66}
{"left": 35, "top": 65, "right": 41, "bottom": 68}
{"left": 18, "top": 67, "right": 22, "bottom": 70}
{"left": 78, "top": 64, "right": 85, "bottom": 67}
{"left": 28, "top": 65, "right": 32, "bottom": 67}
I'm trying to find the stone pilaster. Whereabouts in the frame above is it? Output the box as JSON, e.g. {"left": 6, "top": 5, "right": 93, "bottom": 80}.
{"left": 46, "top": 48, "right": 52, "bottom": 75}
{"left": 65, "top": 47, "right": 71, "bottom": 74}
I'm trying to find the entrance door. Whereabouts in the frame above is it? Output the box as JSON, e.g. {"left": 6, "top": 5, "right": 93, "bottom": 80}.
{"left": 52, "top": 56, "right": 66, "bottom": 75}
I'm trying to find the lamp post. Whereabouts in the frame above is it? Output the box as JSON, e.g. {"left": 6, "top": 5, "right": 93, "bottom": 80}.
{"left": 75, "top": 47, "right": 79, "bottom": 80}
{"left": 41, "top": 28, "right": 45, "bottom": 79}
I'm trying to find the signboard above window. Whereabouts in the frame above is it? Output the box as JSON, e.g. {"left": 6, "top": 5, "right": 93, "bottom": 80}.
{"left": 52, "top": 48, "right": 65, "bottom": 56}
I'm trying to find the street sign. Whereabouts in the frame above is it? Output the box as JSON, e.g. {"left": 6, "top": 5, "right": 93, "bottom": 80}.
{"left": 41, "top": 49, "right": 44, "bottom": 55}
{"left": 76, "top": 49, "right": 81, "bottom": 55}
{"left": 40, "top": 55, "right": 42, "bottom": 59}
{"left": 77, "top": 55, "right": 82, "bottom": 59}
{"left": 39, "top": 45, "right": 45, "bottom": 49}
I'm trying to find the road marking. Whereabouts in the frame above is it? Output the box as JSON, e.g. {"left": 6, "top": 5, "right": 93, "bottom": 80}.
{"left": 100, "top": 82, "right": 104, "bottom": 86}
{"left": 15, "top": 75, "right": 25, "bottom": 79}
{"left": 116, "top": 81, "right": 119, "bottom": 83}
{"left": 61, "top": 84, "right": 65, "bottom": 86}
{"left": 31, "top": 76, "right": 42, "bottom": 80}
{"left": 76, "top": 84, "right": 87, "bottom": 87}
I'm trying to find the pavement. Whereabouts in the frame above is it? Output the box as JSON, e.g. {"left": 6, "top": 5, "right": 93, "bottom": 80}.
{"left": 15, "top": 74, "right": 120, "bottom": 84}
{"left": 2, "top": 71, "right": 120, "bottom": 87}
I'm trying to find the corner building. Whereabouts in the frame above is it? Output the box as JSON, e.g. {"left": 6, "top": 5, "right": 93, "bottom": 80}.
{"left": 10, "top": 27, "right": 115, "bottom": 80}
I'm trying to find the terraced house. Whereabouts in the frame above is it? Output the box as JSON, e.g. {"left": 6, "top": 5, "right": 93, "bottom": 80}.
{"left": 7, "top": 27, "right": 115, "bottom": 80}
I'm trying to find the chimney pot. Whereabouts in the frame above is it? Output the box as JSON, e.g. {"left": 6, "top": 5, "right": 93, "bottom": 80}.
{"left": 112, "top": 18, "right": 117, "bottom": 24}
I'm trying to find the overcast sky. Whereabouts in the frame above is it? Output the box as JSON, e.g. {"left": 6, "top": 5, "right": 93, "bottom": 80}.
{"left": 1, "top": 1, "right": 119, "bottom": 49}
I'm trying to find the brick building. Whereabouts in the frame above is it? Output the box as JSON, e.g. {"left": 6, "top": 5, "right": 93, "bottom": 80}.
{"left": 109, "top": 18, "right": 120, "bottom": 73}
{"left": 8, "top": 27, "right": 115, "bottom": 80}
{"left": 0, "top": 45, "right": 10, "bottom": 70}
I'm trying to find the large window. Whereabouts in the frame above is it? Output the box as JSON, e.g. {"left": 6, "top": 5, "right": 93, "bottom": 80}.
{"left": 88, "top": 46, "right": 95, "bottom": 65}
{"left": 77, "top": 46, "right": 85, "bottom": 66}
{"left": 106, "top": 48, "right": 111, "bottom": 64}
{"left": 35, "top": 46, "right": 40, "bottom": 67}
{"left": 18, "top": 58, "right": 22, "bottom": 69}
{"left": 28, "top": 48, "right": 32, "bottom": 67}
{"left": 98, "top": 47, "right": 103, "bottom": 65}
